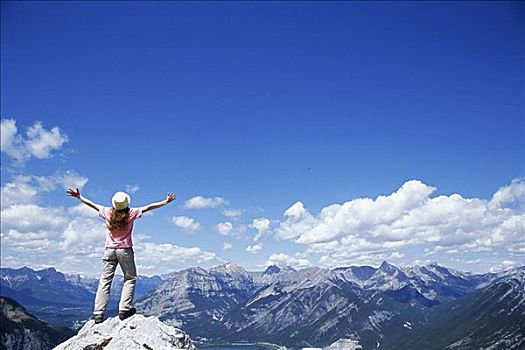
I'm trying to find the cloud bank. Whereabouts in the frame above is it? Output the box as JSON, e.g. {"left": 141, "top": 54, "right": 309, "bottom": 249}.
{"left": 269, "top": 179, "right": 525, "bottom": 269}
{"left": 1, "top": 119, "right": 68, "bottom": 163}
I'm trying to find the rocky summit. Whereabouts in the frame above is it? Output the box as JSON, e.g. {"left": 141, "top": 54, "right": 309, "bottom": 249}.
{"left": 52, "top": 314, "right": 195, "bottom": 350}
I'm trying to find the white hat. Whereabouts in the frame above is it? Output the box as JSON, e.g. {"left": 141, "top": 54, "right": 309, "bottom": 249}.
{"left": 112, "top": 191, "right": 131, "bottom": 210}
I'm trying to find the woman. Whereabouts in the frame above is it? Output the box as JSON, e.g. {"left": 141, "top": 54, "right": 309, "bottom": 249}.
{"left": 67, "top": 188, "right": 175, "bottom": 323}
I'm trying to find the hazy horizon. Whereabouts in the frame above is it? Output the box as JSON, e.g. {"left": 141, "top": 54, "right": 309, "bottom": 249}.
{"left": 3, "top": 258, "right": 524, "bottom": 278}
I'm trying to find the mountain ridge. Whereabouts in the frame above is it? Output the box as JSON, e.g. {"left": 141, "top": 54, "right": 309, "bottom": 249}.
{"left": 135, "top": 262, "right": 524, "bottom": 348}
{"left": 2, "top": 262, "right": 523, "bottom": 349}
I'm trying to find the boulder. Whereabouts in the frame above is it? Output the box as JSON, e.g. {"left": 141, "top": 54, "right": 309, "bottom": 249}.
{"left": 53, "top": 314, "right": 195, "bottom": 350}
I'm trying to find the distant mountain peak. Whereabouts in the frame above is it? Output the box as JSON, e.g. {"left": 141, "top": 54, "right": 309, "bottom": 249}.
{"left": 498, "top": 266, "right": 525, "bottom": 284}
{"left": 224, "top": 261, "right": 240, "bottom": 268}
{"left": 40, "top": 267, "right": 57, "bottom": 272}
{"left": 214, "top": 261, "right": 237, "bottom": 268}
{"left": 10, "top": 266, "right": 35, "bottom": 275}
{"left": 210, "top": 262, "right": 247, "bottom": 275}
{"left": 35, "top": 266, "right": 66, "bottom": 282}
{"left": 378, "top": 260, "right": 398, "bottom": 273}
{"left": 380, "top": 260, "right": 392, "bottom": 267}
{"left": 263, "top": 265, "right": 281, "bottom": 275}
{"left": 423, "top": 263, "right": 457, "bottom": 278}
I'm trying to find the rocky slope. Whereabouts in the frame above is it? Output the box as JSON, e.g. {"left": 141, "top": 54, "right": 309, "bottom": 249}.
{"left": 53, "top": 314, "right": 195, "bottom": 350}
{"left": 381, "top": 267, "right": 525, "bottom": 349}
{"left": 0, "top": 296, "right": 73, "bottom": 350}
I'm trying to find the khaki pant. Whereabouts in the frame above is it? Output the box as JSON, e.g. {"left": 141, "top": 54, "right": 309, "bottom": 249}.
{"left": 93, "top": 247, "right": 137, "bottom": 316}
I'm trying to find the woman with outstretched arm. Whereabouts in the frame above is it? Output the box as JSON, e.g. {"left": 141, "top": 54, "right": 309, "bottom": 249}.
{"left": 67, "top": 188, "right": 175, "bottom": 323}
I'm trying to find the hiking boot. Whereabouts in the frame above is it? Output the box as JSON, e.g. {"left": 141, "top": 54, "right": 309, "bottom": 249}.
{"left": 93, "top": 314, "right": 104, "bottom": 324}
{"left": 119, "top": 307, "right": 136, "bottom": 321}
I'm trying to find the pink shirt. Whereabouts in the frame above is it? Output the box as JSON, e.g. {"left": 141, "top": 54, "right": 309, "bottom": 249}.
{"left": 98, "top": 207, "right": 143, "bottom": 248}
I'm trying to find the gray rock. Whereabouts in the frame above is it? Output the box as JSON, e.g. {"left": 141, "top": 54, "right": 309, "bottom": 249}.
{"left": 1, "top": 296, "right": 73, "bottom": 350}
{"left": 53, "top": 314, "right": 195, "bottom": 350}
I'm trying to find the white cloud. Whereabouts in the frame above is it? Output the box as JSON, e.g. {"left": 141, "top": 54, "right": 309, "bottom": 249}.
{"left": 35, "top": 170, "right": 88, "bottom": 191}
{"left": 0, "top": 203, "right": 106, "bottom": 275}
{"left": 275, "top": 202, "right": 318, "bottom": 241}
{"left": 59, "top": 217, "right": 106, "bottom": 250}
{"left": 246, "top": 242, "right": 262, "bottom": 254}
{"left": 184, "top": 196, "right": 228, "bottom": 209}
{"left": 126, "top": 184, "right": 140, "bottom": 194}
{"left": 25, "top": 122, "right": 69, "bottom": 159}
{"left": 502, "top": 260, "right": 516, "bottom": 269}
{"left": 135, "top": 242, "right": 219, "bottom": 275}
{"left": 59, "top": 171, "right": 89, "bottom": 190}
{"left": 489, "top": 178, "right": 525, "bottom": 210}
{"left": 0, "top": 170, "right": 98, "bottom": 272}
{"left": 265, "top": 253, "right": 311, "bottom": 269}
{"left": 413, "top": 259, "right": 433, "bottom": 266}
{"left": 2, "top": 229, "right": 53, "bottom": 252}
{"left": 1, "top": 224, "right": 221, "bottom": 276}
{"left": 223, "top": 208, "right": 244, "bottom": 218}
{"left": 217, "top": 222, "right": 233, "bottom": 236}
{"left": 463, "top": 259, "right": 481, "bottom": 265}
{"left": 0, "top": 119, "right": 68, "bottom": 162}
{"left": 1, "top": 175, "right": 39, "bottom": 207}
{"left": 67, "top": 204, "right": 100, "bottom": 218}
{"left": 1, "top": 204, "right": 68, "bottom": 232}
{"left": 271, "top": 179, "right": 525, "bottom": 271}
{"left": 171, "top": 216, "right": 201, "bottom": 232}
{"left": 1, "top": 171, "right": 88, "bottom": 208}
{"left": 250, "top": 217, "right": 271, "bottom": 242}
{"left": 508, "top": 244, "right": 525, "bottom": 256}
{"left": 215, "top": 222, "right": 248, "bottom": 240}
{"left": 223, "top": 242, "right": 233, "bottom": 251}
{"left": 389, "top": 251, "right": 405, "bottom": 259}
{"left": 1, "top": 119, "right": 25, "bottom": 160}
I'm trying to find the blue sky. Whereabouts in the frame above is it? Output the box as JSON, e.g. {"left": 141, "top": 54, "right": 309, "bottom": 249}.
{"left": 1, "top": 1, "right": 524, "bottom": 275}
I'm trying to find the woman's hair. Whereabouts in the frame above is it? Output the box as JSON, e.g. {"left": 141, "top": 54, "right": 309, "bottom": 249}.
{"left": 108, "top": 207, "right": 130, "bottom": 230}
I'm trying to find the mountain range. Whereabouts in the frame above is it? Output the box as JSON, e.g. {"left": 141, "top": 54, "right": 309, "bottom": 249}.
{"left": 135, "top": 261, "right": 524, "bottom": 349}
{"left": 1, "top": 262, "right": 524, "bottom": 349}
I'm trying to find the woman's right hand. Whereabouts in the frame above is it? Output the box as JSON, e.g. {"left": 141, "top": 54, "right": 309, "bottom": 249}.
{"left": 166, "top": 192, "right": 176, "bottom": 204}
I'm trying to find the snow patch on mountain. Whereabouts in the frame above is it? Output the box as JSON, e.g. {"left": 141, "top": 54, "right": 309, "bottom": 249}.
{"left": 364, "top": 310, "right": 394, "bottom": 334}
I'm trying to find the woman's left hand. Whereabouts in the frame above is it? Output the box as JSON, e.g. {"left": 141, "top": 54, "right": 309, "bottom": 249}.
{"left": 67, "top": 188, "right": 81, "bottom": 199}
